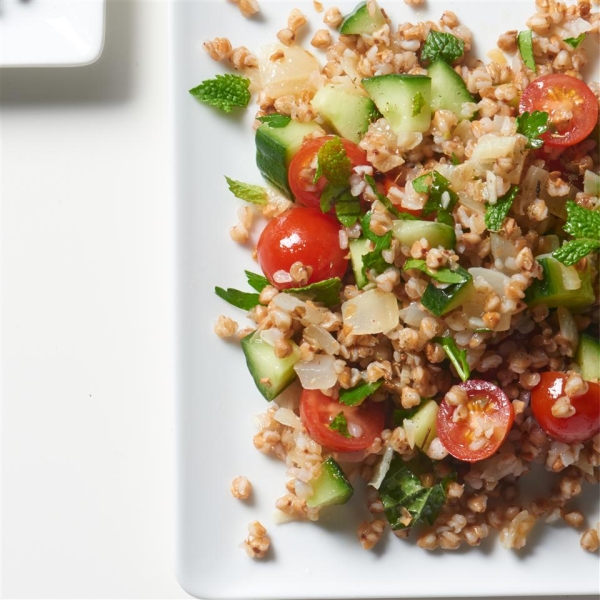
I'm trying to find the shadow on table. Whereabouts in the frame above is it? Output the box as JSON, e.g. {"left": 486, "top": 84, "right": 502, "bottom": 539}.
{"left": 0, "top": 0, "right": 135, "bottom": 106}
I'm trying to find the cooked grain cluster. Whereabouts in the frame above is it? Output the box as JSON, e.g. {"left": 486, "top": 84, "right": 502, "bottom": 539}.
{"left": 213, "top": 0, "right": 600, "bottom": 554}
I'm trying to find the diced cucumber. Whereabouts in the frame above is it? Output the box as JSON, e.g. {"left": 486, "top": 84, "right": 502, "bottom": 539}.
{"left": 421, "top": 267, "right": 473, "bottom": 317}
{"left": 306, "top": 457, "right": 354, "bottom": 508}
{"left": 584, "top": 170, "right": 600, "bottom": 196}
{"left": 576, "top": 333, "right": 600, "bottom": 381}
{"left": 428, "top": 59, "right": 475, "bottom": 119}
{"left": 349, "top": 238, "right": 371, "bottom": 289}
{"left": 362, "top": 74, "right": 432, "bottom": 134}
{"left": 391, "top": 219, "right": 456, "bottom": 249}
{"left": 525, "top": 255, "right": 594, "bottom": 311}
{"left": 340, "top": 0, "right": 386, "bottom": 35}
{"left": 404, "top": 399, "right": 438, "bottom": 452}
{"left": 255, "top": 119, "right": 323, "bottom": 198}
{"left": 311, "top": 85, "right": 377, "bottom": 144}
{"left": 241, "top": 332, "right": 301, "bottom": 401}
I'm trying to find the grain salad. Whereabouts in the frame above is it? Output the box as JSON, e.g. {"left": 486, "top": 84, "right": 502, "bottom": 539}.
{"left": 193, "top": 0, "right": 600, "bottom": 555}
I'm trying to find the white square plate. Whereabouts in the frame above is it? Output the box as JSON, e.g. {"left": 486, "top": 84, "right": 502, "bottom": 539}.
{"left": 170, "top": 1, "right": 600, "bottom": 598}
{"left": 0, "top": 0, "right": 105, "bottom": 67}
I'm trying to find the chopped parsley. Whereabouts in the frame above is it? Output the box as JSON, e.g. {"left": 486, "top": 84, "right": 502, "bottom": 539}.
{"left": 484, "top": 185, "right": 520, "bottom": 232}
{"left": 421, "top": 31, "right": 464, "bottom": 64}
{"left": 516, "top": 110, "right": 550, "bottom": 149}
{"left": 364, "top": 174, "right": 410, "bottom": 219}
{"left": 339, "top": 380, "right": 383, "bottom": 407}
{"left": 256, "top": 114, "right": 291, "bottom": 128}
{"left": 225, "top": 177, "right": 268, "bottom": 205}
{"left": 403, "top": 258, "right": 468, "bottom": 284}
{"left": 245, "top": 271, "right": 269, "bottom": 292}
{"left": 285, "top": 278, "right": 342, "bottom": 308}
{"left": 189, "top": 74, "right": 251, "bottom": 113}
{"left": 412, "top": 92, "right": 426, "bottom": 116}
{"left": 434, "top": 336, "right": 470, "bottom": 381}
{"left": 215, "top": 286, "right": 261, "bottom": 310}
{"left": 564, "top": 33, "right": 586, "bottom": 48}
{"left": 412, "top": 171, "right": 458, "bottom": 224}
{"left": 360, "top": 212, "right": 393, "bottom": 277}
{"left": 552, "top": 200, "right": 600, "bottom": 266}
{"left": 329, "top": 412, "right": 352, "bottom": 438}
{"left": 517, "top": 30, "right": 536, "bottom": 72}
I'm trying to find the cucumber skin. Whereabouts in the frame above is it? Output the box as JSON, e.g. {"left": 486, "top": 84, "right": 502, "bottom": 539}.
{"left": 391, "top": 220, "right": 456, "bottom": 250}
{"left": 340, "top": 1, "right": 386, "bottom": 35}
{"left": 428, "top": 59, "right": 474, "bottom": 118}
{"left": 525, "top": 257, "right": 594, "bottom": 311}
{"left": 576, "top": 333, "right": 600, "bottom": 381}
{"left": 406, "top": 399, "right": 438, "bottom": 452}
{"left": 241, "top": 332, "right": 301, "bottom": 401}
{"left": 306, "top": 457, "right": 354, "bottom": 508}
{"left": 349, "top": 238, "right": 371, "bottom": 289}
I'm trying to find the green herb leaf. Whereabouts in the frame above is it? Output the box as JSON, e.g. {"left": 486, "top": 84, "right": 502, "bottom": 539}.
{"left": 361, "top": 213, "right": 393, "bottom": 277}
{"left": 414, "top": 171, "right": 458, "bottom": 223}
{"left": 314, "top": 136, "right": 352, "bottom": 188}
{"left": 339, "top": 380, "right": 383, "bottom": 407}
{"left": 434, "top": 336, "right": 470, "bottom": 381}
{"left": 329, "top": 412, "right": 352, "bottom": 438}
{"left": 225, "top": 177, "right": 268, "bottom": 205}
{"left": 450, "top": 153, "right": 461, "bottom": 166}
{"left": 552, "top": 239, "right": 600, "bottom": 267}
{"left": 403, "top": 259, "right": 468, "bottom": 284}
{"left": 515, "top": 110, "right": 550, "bottom": 149}
{"left": 421, "top": 31, "right": 464, "bottom": 64}
{"left": 412, "top": 174, "right": 430, "bottom": 194}
{"left": 517, "top": 30, "right": 536, "bottom": 73}
{"left": 379, "top": 456, "right": 450, "bottom": 530}
{"left": 364, "top": 174, "right": 400, "bottom": 219}
{"left": 564, "top": 33, "right": 586, "bottom": 48}
{"left": 412, "top": 92, "right": 426, "bottom": 117}
{"left": 189, "top": 74, "right": 251, "bottom": 113}
{"left": 436, "top": 209, "right": 454, "bottom": 226}
{"left": 256, "top": 114, "right": 292, "bottom": 128}
{"left": 562, "top": 200, "right": 600, "bottom": 240}
{"left": 393, "top": 407, "right": 418, "bottom": 426}
{"left": 215, "top": 286, "right": 261, "bottom": 310}
{"left": 284, "top": 278, "right": 342, "bottom": 307}
{"left": 484, "top": 185, "right": 520, "bottom": 232}
{"left": 245, "top": 271, "right": 269, "bottom": 292}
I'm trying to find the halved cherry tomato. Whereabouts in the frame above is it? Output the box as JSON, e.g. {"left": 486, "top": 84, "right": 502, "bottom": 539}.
{"left": 519, "top": 74, "right": 599, "bottom": 148}
{"left": 531, "top": 372, "right": 600, "bottom": 444}
{"left": 437, "top": 380, "right": 514, "bottom": 462}
{"left": 382, "top": 179, "right": 425, "bottom": 218}
{"left": 299, "top": 388, "right": 386, "bottom": 452}
{"left": 288, "top": 135, "right": 369, "bottom": 210}
{"left": 256, "top": 207, "right": 348, "bottom": 290}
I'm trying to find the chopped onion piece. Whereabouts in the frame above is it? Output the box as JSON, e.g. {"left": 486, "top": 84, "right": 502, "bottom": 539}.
{"left": 471, "top": 134, "right": 517, "bottom": 162}
{"left": 342, "top": 289, "right": 399, "bottom": 335}
{"left": 260, "top": 327, "right": 284, "bottom": 347}
{"left": 294, "top": 354, "right": 337, "bottom": 390}
{"left": 368, "top": 446, "right": 395, "bottom": 490}
{"left": 274, "top": 407, "right": 302, "bottom": 430}
{"left": 557, "top": 306, "right": 579, "bottom": 348}
{"left": 304, "top": 324, "right": 340, "bottom": 355}
{"left": 398, "top": 302, "right": 428, "bottom": 327}
{"left": 272, "top": 293, "right": 305, "bottom": 312}
{"left": 404, "top": 419, "right": 416, "bottom": 449}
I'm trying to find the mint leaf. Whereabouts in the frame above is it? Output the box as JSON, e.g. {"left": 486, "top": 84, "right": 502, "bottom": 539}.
{"left": 339, "top": 380, "right": 383, "bottom": 407}
{"left": 284, "top": 278, "right": 342, "bottom": 307}
{"left": 245, "top": 271, "right": 269, "bottom": 292}
{"left": 314, "top": 136, "right": 352, "bottom": 188}
{"left": 403, "top": 259, "right": 468, "bottom": 284}
{"left": 516, "top": 110, "right": 549, "bottom": 149}
{"left": 421, "top": 31, "right": 464, "bottom": 64}
{"left": 361, "top": 213, "right": 393, "bottom": 277}
{"left": 552, "top": 239, "right": 600, "bottom": 266}
{"left": 256, "top": 114, "right": 291, "bottom": 128}
{"left": 434, "top": 336, "right": 470, "bottom": 381}
{"left": 517, "top": 30, "right": 536, "bottom": 72}
{"left": 329, "top": 412, "right": 352, "bottom": 438}
{"left": 564, "top": 33, "right": 586, "bottom": 48}
{"left": 414, "top": 171, "right": 458, "bottom": 222}
{"left": 189, "top": 74, "right": 251, "bottom": 113}
{"left": 562, "top": 200, "right": 600, "bottom": 240}
{"left": 412, "top": 92, "right": 426, "bottom": 117}
{"left": 484, "top": 185, "right": 520, "bottom": 232}
{"left": 225, "top": 177, "right": 268, "bottom": 205}
{"left": 215, "top": 286, "right": 261, "bottom": 310}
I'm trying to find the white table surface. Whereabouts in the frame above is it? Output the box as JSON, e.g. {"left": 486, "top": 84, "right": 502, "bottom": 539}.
{"left": 0, "top": 1, "right": 598, "bottom": 599}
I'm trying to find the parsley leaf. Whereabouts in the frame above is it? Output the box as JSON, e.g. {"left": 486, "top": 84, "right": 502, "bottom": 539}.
{"left": 412, "top": 92, "right": 426, "bottom": 117}
{"left": 564, "top": 33, "right": 586, "bottom": 48}
{"left": 284, "top": 278, "right": 342, "bottom": 307}
{"left": 256, "top": 114, "right": 291, "bottom": 128}
{"left": 364, "top": 174, "right": 403, "bottom": 219}
{"left": 413, "top": 171, "right": 458, "bottom": 222}
{"left": 339, "top": 380, "right": 383, "bottom": 407}
{"left": 189, "top": 74, "right": 251, "bottom": 113}
{"left": 245, "top": 271, "right": 269, "bottom": 292}
{"left": 215, "top": 286, "right": 261, "bottom": 310}
{"left": 451, "top": 153, "right": 461, "bottom": 166}
{"left": 434, "top": 336, "right": 470, "bottom": 381}
{"left": 329, "top": 412, "right": 352, "bottom": 438}
{"left": 517, "top": 30, "right": 536, "bottom": 72}
{"left": 403, "top": 259, "right": 468, "bottom": 284}
{"left": 361, "top": 213, "right": 393, "bottom": 277}
{"left": 484, "top": 185, "right": 520, "bottom": 232}
{"left": 552, "top": 200, "right": 600, "bottom": 266}
{"left": 421, "top": 31, "right": 464, "bottom": 64}
{"left": 515, "top": 111, "right": 550, "bottom": 149}
{"left": 225, "top": 177, "right": 268, "bottom": 205}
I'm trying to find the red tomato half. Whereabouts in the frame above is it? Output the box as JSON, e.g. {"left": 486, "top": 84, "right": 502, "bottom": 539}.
{"left": 256, "top": 207, "right": 348, "bottom": 290}
{"left": 437, "top": 381, "right": 514, "bottom": 462}
{"left": 531, "top": 372, "right": 600, "bottom": 444}
{"left": 300, "top": 388, "right": 386, "bottom": 452}
{"left": 288, "top": 135, "right": 369, "bottom": 210}
{"left": 519, "top": 74, "right": 599, "bottom": 148}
